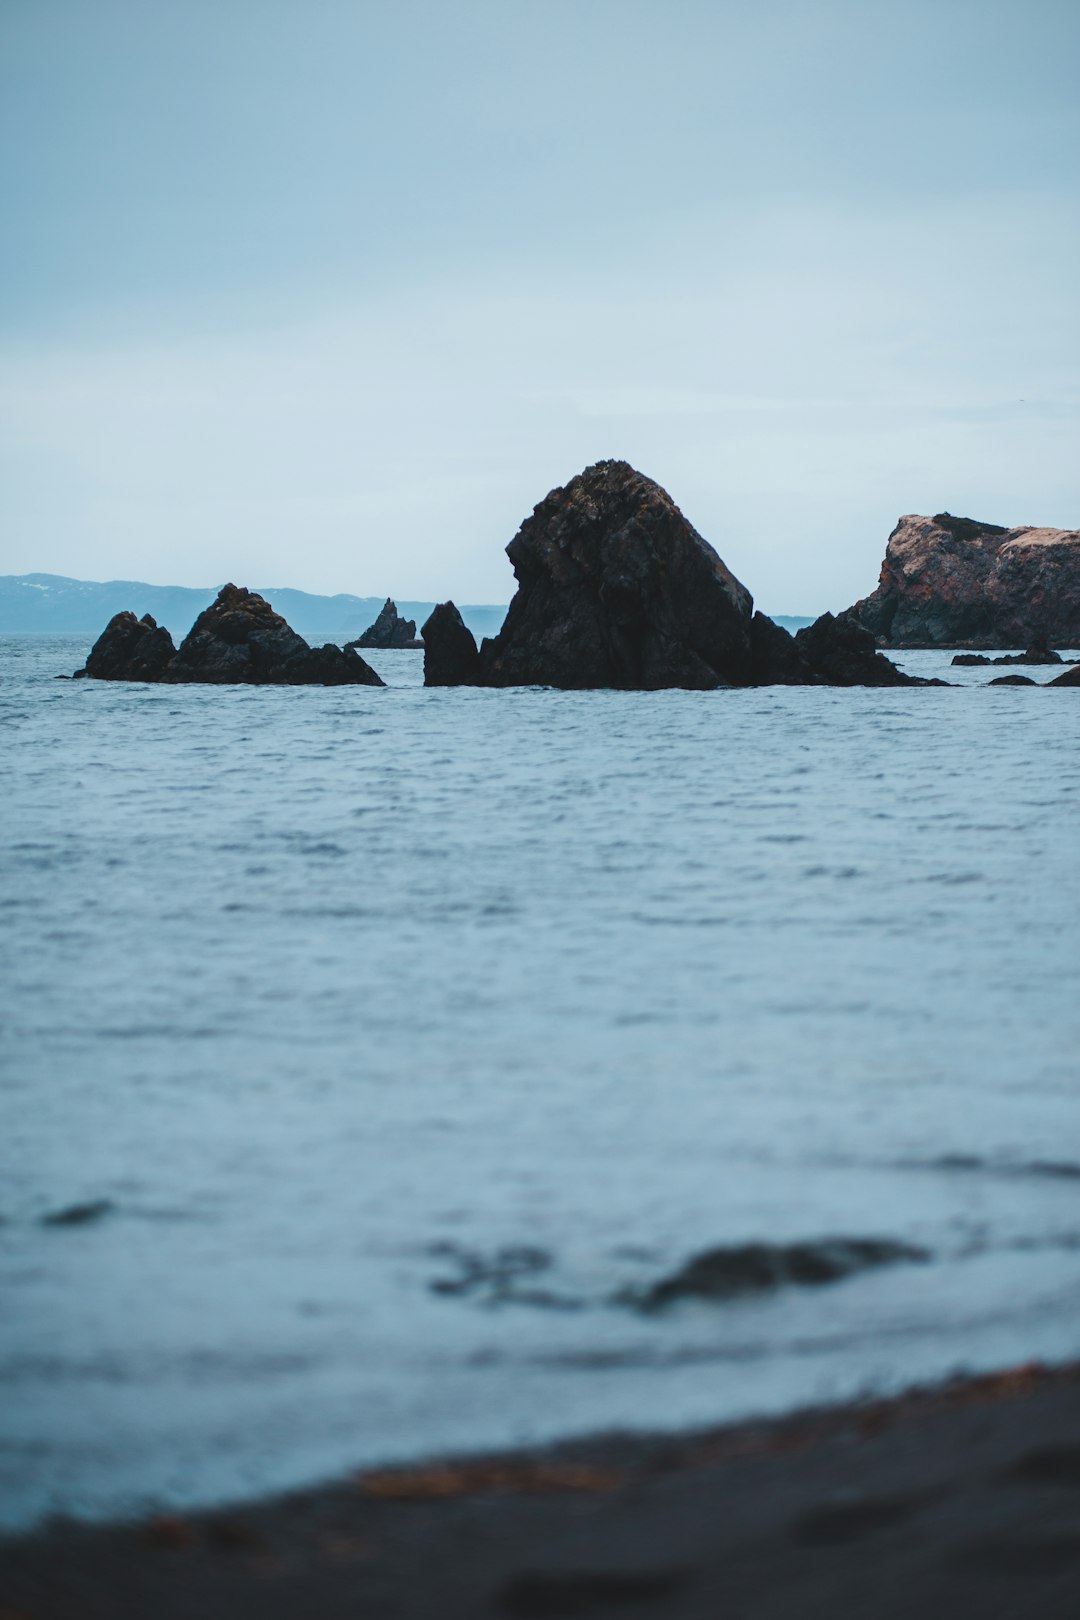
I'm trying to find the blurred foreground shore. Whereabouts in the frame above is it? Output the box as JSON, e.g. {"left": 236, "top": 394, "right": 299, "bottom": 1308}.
{"left": 3, "top": 1359, "right": 1078, "bottom": 1619}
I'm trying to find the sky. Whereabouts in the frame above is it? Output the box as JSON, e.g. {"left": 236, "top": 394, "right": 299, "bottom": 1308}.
{"left": 1, "top": 0, "right": 1077, "bottom": 613}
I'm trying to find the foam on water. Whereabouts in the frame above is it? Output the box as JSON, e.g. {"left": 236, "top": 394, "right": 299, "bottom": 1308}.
{"left": 1, "top": 635, "right": 1079, "bottom": 1529}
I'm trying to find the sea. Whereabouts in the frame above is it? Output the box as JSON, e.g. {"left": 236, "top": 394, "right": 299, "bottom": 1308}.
{"left": 2, "top": 633, "right": 1078, "bottom": 1531}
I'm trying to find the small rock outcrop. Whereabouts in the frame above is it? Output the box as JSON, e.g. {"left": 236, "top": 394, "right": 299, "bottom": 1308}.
{"left": 476, "top": 461, "right": 755, "bottom": 689}
{"left": 76, "top": 586, "right": 384, "bottom": 686}
{"left": 1049, "top": 663, "right": 1080, "bottom": 687}
{"left": 952, "top": 637, "right": 1064, "bottom": 669}
{"left": 346, "top": 598, "right": 422, "bottom": 650}
{"left": 74, "top": 612, "right": 177, "bottom": 681}
{"left": 989, "top": 674, "right": 1038, "bottom": 686}
{"left": 851, "top": 513, "right": 1080, "bottom": 647}
{"left": 794, "top": 612, "right": 922, "bottom": 686}
{"left": 750, "top": 611, "right": 820, "bottom": 685}
{"left": 421, "top": 602, "right": 481, "bottom": 686}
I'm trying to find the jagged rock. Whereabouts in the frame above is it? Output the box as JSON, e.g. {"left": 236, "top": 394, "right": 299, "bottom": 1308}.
{"left": 750, "top": 611, "right": 820, "bottom": 685}
{"left": 477, "top": 461, "right": 754, "bottom": 689}
{"left": 851, "top": 513, "right": 1080, "bottom": 647}
{"left": 794, "top": 612, "right": 921, "bottom": 686}
{"left": 421, "top": 602, "right": 481, "bottom": 686}
{"left": 1048, "top": 663, "right": 1080, "bottom": 687}
{"left": 75, "top": 586, "right": 383, "bottom": 686}
{"left": 346, "top": 598, "right": 422, "bottom": 650}
{"left": 989, "top": 674, "right": 1038, "bottom": 686}
{"left": 74, "top": 612, "right": 177, "bottom": 681}
{"left": 951, "top": 653, "right": 992, "bottom": 667}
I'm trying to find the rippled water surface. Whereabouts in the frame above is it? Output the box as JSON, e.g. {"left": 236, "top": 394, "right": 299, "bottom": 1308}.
{"left": 2, "top": 634, "right": 1079, "bottom": 1529}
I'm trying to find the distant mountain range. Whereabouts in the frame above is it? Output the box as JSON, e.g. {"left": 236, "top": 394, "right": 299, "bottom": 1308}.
{"left": 0, "top": 573, "right": 813, "bottom": 643}
{"left": 0, "top": 574, "right": 509, "bottom": 643}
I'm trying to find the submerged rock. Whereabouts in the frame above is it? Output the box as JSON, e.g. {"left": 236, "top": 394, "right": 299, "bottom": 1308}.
{"left": 621, "top": 1238, "right": 928, "bottom": 1311}
{"left": 346, "top": 598, "right": 422, "bottom": 650}
{"left": 477, "top": 460, "right": 755, "bottom": 689}
{"left": 74, "top": 612, "right": 177, "bottom": 681}
{"left": 75, "top": 586, "right": 384, "bottom": 686}
{"left": 794, "top": 612, "right": 922, "bottom": 686}
{"left": 41, "top": 1198, "right": 114, "bottom": 1227}
{"left": 421, "top": 601, "right": 482, "bottom": 686}
{"left": 850, "top": 512, "right": 1080, "bottom": 647}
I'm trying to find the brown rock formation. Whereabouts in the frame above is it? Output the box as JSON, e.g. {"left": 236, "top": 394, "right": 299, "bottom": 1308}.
{"left": 76, "top": 585, "right": 384, "bottom": 686}
{"left": 794, "top": 612, "right": 923, "bottom": 686}
{"left": 851, "top": 513, "right": 1080, "bottom": 647}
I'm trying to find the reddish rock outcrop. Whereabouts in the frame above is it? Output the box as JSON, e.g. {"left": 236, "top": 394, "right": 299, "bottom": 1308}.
{"left": 477, "top": 461, "right": 755, "bottom": 689}
{"left": 76, "top": 585, "right": 384, "bottom": 686}
{"left": 851, "top": 513, "right": 1080, "bottom": 648}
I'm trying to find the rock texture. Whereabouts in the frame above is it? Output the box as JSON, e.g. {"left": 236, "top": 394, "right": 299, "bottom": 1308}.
{"left": 476, "top": 461, "right": 755, "bottom": 689}
{"left": 421, "top": 602, "right": 482, "bottom": 687}
{"left": 76, "top": 585, "right": 384, "bottom": 686}
{"left": 346, "top": 598, "right": 422, "bottom": 650}
{"left": 750, "top": 611, "right": 820, "bottom": 685}
{"left": 74, "top": 612, "right": 177, "bottom": 681}
{"left": 1049, "top": 663, "right": 1080, "bottom": 687}
{"left": 851, "top": 513, "right": 1080, "bottom": 648}
{"left": 794, "top": 612, "right": 922, "bottom": 686}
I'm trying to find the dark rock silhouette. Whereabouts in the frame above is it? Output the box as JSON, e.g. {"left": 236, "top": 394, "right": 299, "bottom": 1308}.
{"left": 476, "top": 460, "right": 754, "bottom": 689}
{"left": 750, "top": 611, "right": 821, "bottom": 685}
{"left": 346, "top": 598, "right": 422, "bottom": 650}
{"left": 421, "top": 602, "right": 482, "bottom": 686}
{"left": 76, "top": 586, "right": 384, "bottom": 686}
{"left": 953, "top": 636, "right": 1064, "bottom": 669}
{"left": 851, "top": 513, "right": 1080, "bottom": 647}
{"left": 794, "top": 612, "right": 922, "bottom": 686}
{"left": 74, "top": 612, "right": 177, "bottom": 681}
{"left": 1049, "top": 663, "right": 1080, "bottom": 687}
{"left": 619, "top": 1238, "right": 928, "bottom": 1312}
{"left": 989, "top": 674, "right": 1038, "bottom": 686}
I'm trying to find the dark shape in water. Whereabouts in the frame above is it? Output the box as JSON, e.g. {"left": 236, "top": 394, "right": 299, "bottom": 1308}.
{"left": 794, "top": 612, "right": 923, "bottom": 687}
{"left": 41, "top": 1198, "right": 114, "bottom": 1227}
{"left": 74, "top": 612, "right": 177, "bottom": 681}
{"left": 346, "top": 597, "right": 422, "bottom": 650}
{"left": 750, "top": 610, "right": 821, "bottom": 685}
{"left": 989, "top": 674, "right": 1038, "bottom": 686}
{"left": 499, "top": 1567, "right": 687, "bottom": 1615}
{"left": 428, "top": 1242, "right": 579, "bottom": 1310}
{"left": 621, "top": 1237, "right": 929, "bottom": 1311}
{"left": 421, "top": 601, "right": 482, "bottom": 686}
{"left": 1048, "top": 663, "right": 1080, "bottom": 687}
{"left": 477, "top": 460, "right": 756, "bottom": 690}
{"left": 74, "top": 586, "right": 384, "bottom": 686}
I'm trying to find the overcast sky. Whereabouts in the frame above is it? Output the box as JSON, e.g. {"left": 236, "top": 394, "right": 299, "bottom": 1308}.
{"left": 2, "top": 0, "right": 1077, "bottom": 611}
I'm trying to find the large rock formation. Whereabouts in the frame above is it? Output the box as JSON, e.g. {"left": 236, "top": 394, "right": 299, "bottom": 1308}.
{"left": 477, "top": 460, "right": 755, "bottom": 689}
{"left": 75, "top": 585, "right": 384, "bottom": 686}
{"left": 346, "top": 598, "right": 422, "bottom": 650}
{"left": 421, "top": 602, "right": 482, "bottom": 686}
{"left": 851, "top": 513, "right": 1080, "bottom": 647}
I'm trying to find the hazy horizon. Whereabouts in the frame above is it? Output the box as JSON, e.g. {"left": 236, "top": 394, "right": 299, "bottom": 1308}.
{"left": 2, "top": 0, "right": 1077, "bottom": 612}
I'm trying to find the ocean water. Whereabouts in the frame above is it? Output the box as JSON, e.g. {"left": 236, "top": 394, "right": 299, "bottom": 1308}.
{"left": 2, "top": 634, "right": 1079, "bottom": 1531}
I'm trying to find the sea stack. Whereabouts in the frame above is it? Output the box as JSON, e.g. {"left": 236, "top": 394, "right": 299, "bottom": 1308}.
{"left": 850, "top": 513, "right": 1080, "bottom": 648}
{"left": 346, "top": 598, "right": 422, "bottom": 650}
{"left": 477, "top": 460, "right": 755, "bottom": 689}
{"left": 75, "top": 585, "right": 384, "bottom": 686}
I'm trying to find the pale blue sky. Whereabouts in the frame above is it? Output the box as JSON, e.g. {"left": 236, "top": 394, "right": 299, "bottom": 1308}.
{"left": 2, "top": 0, "right": 1077, "bottom": 609}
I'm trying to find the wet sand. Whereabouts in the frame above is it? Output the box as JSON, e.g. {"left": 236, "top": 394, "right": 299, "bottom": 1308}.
{"left": 3, "top": 1360, "right": 1079, "bottom": 1619}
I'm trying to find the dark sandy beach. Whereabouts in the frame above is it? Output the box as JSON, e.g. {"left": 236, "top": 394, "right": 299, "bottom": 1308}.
{"left": 3, "top": 1359, "right": 1078, "bottom": 1619}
